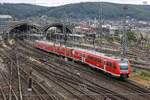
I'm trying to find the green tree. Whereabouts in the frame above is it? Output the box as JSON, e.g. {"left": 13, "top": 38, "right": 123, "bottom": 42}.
{"left": 126, "top": 31, "right": 137, "bottom": 42}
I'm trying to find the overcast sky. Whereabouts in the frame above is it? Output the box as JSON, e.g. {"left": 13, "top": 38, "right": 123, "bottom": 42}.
{"left": 0, "top": 0, "right": 149, "bottom": 6}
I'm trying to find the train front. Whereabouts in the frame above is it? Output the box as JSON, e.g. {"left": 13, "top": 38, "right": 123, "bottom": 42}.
{"left": 118, "top": 58, "right": 131, "bottom": 79}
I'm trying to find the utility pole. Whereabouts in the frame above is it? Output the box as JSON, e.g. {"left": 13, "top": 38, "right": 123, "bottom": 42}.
{"left": 122, "top": 5, "right": 128, "bottom": 58}
{"left": 63, "top": 10, "right": 68, "bottom": 45}
{"left": 63, "top": 10, "right": 68, "bottom": 61}
{"left": 97, "top": 1, "right": 103, "bottom": 48}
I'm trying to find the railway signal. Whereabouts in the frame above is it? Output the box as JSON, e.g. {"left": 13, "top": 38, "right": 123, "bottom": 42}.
{"left": 28, "top": 66, "right": 33, "bottom": 92}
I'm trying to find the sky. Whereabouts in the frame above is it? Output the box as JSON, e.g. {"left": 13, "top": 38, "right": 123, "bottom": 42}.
{"left": 0, "top": 0, "right": 149, "bottom": 6}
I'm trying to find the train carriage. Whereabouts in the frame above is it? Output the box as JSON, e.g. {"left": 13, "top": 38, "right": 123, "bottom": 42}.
{"left": 34, "top": 40, "right": 131, "bottom": 79}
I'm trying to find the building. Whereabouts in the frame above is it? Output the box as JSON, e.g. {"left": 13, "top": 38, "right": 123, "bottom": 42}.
{"left": 0, "top": 15, "right": 13, "bottom": 30}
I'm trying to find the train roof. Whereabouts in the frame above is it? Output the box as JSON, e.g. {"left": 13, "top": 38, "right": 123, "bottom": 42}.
{"left": 36, "top": 40, "right": 73, "bottom": 49}
{"left": 73, "top": 47, "right": 122, "bottom": 61}
{"left": 73, "top": 42, "right": 120, "bottom": 52}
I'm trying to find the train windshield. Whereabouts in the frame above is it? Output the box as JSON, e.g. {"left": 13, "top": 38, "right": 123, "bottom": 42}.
{"left": 118, "top": 59, "right": 128, "bottom": 70}
{"left": 120, "top": 65, "right": 128, "bottom": 70}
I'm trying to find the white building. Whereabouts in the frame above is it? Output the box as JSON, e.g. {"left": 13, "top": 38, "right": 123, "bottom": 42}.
{"left": 0, "top": 15, "right": 13, "bottom": 31}
{"left": 0, "top": 15, "right": 12, "bottom": 19}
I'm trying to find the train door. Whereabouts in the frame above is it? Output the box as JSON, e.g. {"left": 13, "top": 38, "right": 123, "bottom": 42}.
{"left": 68, "top": 49, "right": 73, "bottom": 58}
{"left": 109, "top": 61, "right": 113, "bottom": 73}
{"left": 72, "top": 50, "right": 75, "bottom": 60}
{"left": 81, "top": 53, "right": 85, "bottom": 63}
{"left": 73, "top": 50, "right": 80, "bottom": 60}
{"left": 69, "top": 49, "right": 74, "bottom": 58}
{"left": 112, "top": 62, "right": 117, "bottom": 74}
{"left": 103, "top": 60, "right": 107, "bottom": 71}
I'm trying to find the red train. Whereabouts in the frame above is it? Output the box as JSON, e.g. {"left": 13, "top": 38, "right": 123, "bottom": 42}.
{"left": 34, "top": 40, "right": 131, "bottom": 79}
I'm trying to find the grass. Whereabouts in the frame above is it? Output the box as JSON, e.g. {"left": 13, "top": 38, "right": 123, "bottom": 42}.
{"left": 144, "top": 44, "right": 150, "bottom": 49}
{"left": 130, "top": 68, "right": 150, "bottom": 87}
{"left": 140, "top": 70, "right": 150, "bottom": 81}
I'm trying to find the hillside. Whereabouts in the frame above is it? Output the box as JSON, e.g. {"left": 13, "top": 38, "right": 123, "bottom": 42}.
{"left": 0, "top": 3, "right": 48, "bottom": 18}
{"left": 0, "top": 2, "right": 150, "bottom": 20}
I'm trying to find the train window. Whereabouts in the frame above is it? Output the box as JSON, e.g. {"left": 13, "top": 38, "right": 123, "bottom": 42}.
{"left": 80, "top": 54, "right": 82, "bottom": 57}
{"left": 110, "top": 63, "right": 112, "bottom": 67}
{"left": 82, "top": 54, "right": 85, "bottom": 57}
{"left": 88, "top": 56, "right": 93, "bottom": 60}
{"left": 88, "top": 56, "right": 98, "bottom": 62}
{"left": 94, "top": 57, "right": 99, "bottom": 62}
{"left": 101, "top": 60, "right": 104, "bottom": 64}
{"left": 107, "top": 62, "right": 112, "bottom": 67}
{"left": 84, "top": 55, "right": 87, "bottom": 58}
{"left": 81, "top": 54, "right": 84, "bottom": 57}
{"left": 113, "top": 64, "right": 116, "bottom": 68}
{"left": 107, "top": 62, "right": 109, "bottom": 66}
{"left": 95, "top": 58, "right": 98, "bottom": 62}
{"left": 98, "top": 59, "right": 101, "bottom": 63}
{"left": 120, "top": 65, "right": 128, "bottom": 70}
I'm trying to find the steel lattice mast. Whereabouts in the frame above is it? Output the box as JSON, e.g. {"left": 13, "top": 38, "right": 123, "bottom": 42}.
{"left": 122, "top": 5, "right": 128, "bottom": 58}
{"left": 95, "top": 1, "right": 103, "bottom": 48}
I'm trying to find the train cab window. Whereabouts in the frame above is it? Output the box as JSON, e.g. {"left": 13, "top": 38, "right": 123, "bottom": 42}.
{"left": 120, "top": 65, "right": 128, "bottom": 70}
{"left": 118, "top": 59, "right": 128, "bottom": 70}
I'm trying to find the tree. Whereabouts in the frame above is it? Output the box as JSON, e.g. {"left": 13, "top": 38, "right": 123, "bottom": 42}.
{"left": 126, "top": 30, "right": 137, "bottom": 42}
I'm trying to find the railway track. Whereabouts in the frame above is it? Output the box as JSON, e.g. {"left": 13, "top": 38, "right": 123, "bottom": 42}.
{"left": 16, "top": 42, "right": 114, "bottom": 99}
{"left": 0, "top": 51, "right": 19, "bottom": 100}
{"left": 1, "top": 39, "right": 150, "bottom": 100}
{"left": 0, "top": 69, "right": 19, "bottom": 100}
{"left": 1, "top": 40, "right": 130, "bottom": 100}
{"left": 14, "top": 40, "right": 149, "bottom": 99}
{"left": 17, "top": 40, "right": 150, "bottom": 99}
{"left": 20, "top": 67, "right": 62, "bottom": 100}
{"left": 0, "top": 72, "right": 8, "bottom": 100}
{"left": 12, "top": 50, "right": 96, "bottom": 99}
{"left": 0, "top": 41, "right": 89, "bottom": 99}
{"left": 0, "top": 45, "right": 60, "bottom": 100}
